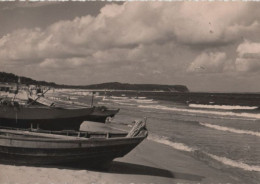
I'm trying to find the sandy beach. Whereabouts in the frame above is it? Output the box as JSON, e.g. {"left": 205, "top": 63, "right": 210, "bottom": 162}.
{"left": 0, "top": 139, "right": 243, "bottom": 184}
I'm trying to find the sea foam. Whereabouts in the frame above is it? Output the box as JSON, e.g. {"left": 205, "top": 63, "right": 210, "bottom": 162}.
{"left": 189, "top": 104, "right": 258, "bottom": 110}
{"left": 148, "top": 134, "right": 194, "bottom": 152}
{"left": 148, "top": 134, "right": 260, "bottom": 172}
{"left": 138, "top": 105, "right": 260, "bottom": 119}
{"left": 110, "top": 96, "right": 129, "bottom": 100}
{"left": 206, "top": 153, "right": 260, "bottom": 172}
{"left": 199, "top": 122, "right": 260, "bottom": 137}
{"left": 133, "top": 99, "right": 156, "bottom": 104}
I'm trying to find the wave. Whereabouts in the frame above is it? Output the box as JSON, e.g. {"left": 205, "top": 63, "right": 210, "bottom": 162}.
{"left": 107, "top": 99, "right": 130, "bottom": 102}
{"left": 138, "top": 105, "right": 260, "bottom": 119}
{"left": 102, "top": 97, "right": 110, "bottom": 101}
{"left": 189, "top": 104, "right": 258, "bottom": 110}
{"left": 148, "top": 134, "right": 194, "bottom": 152}
{"left": 97, "top": 102, "right": 109, "bottom": 105}
{"left": 132, "top": 99, "right": 156, "bottom": 104}
{"left": 136, "top": 97, "right": 147, "bottom": 99}
{"left": 103, "top": 97, "right": 157, "bottom": 105}
{"left": 114, "top": 102, "right": 137, "bottom": 106}
{"left": 102, "top": 98, "right": 133, "bottom": 103}
{"left": 148, "top": 134, "right": 260, "bottom": 172}
{"left": 110, "top": 96, "right": 129, "bottom": 100}
{"left": 176, "top": 112, "right": 256, "bottom": 121}
{"left": 199, "top": 122, "right": 260, "bottom": 137}
{"left": 70, "top": 91, "right": 91, "bottom": 96}
{"left": 94, "top": 95, "right": 105, "bottom": 98}
{"left": 206, "top": 153, "right": 260, "bottom": 172}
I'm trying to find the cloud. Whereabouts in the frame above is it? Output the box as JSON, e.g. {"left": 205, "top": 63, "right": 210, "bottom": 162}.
{"left": 159, "top": 2, "right": 260, "bottom": 47}
{"left": 1, "top": 2, "right": 259, "bottom": 64}
{"left": 235, "top": 58, "right": 260, "bottom": 72}
{"left": 187, "top": 52, "right": 228, "bottom": 73}
{"left": 235, "top": 40, "right": 260, "bottom": 72}
{"left": 237, "top": 40, "right": 260, "bottom": 58}
{"left": 39, "top": 57, "right": 89, "bottom": 69}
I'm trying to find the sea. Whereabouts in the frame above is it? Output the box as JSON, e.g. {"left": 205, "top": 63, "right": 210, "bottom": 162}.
{"left": 47, "top": 89, "right": 260, "bottom": 183}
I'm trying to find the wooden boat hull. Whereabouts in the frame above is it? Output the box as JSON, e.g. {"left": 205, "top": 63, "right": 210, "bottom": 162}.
{"left": 29, "top": 96, "right": 120, "bottom": 123}
{"left": 0, "top": 105, "right": 94, "bottom": 130}
{"left": 0, "top": 129, "right": 146, "bottom": 167}
{"left": 0, "top": 139, "right": 142, "bottom": 166}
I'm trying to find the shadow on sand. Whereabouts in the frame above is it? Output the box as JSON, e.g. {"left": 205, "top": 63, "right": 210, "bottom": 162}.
{"left": 1, "top": 161, "right": 204, "bottom": 182}
{"left": 108, "top": 161, "right": 174, "bottom": 178}
{"left": 108, "top": 161, "right": 204, "bottom": 181}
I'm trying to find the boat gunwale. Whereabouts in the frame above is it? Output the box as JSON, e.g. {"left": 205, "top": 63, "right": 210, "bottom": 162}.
{"left": 0, "top": 104, "right": 94, "bottom": 111}
{"left": 0, "top": 131, "right": 147, "bottom": 143}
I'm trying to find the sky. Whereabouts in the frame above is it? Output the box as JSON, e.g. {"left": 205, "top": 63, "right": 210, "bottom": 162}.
{"left": 0, "top": 1, "right": 260, "bottom": 92}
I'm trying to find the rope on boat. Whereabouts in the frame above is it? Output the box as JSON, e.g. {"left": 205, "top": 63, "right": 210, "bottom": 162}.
{"left": 127, "top": 119, "right": 147, "bottom": 137}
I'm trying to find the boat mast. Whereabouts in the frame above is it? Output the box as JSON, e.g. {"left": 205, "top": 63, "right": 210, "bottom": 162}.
{"left": 12, "top": 77, "right": 20, "bottom": 102}
{"left": 91, "top": 91, "right": 96, "bottom": 107}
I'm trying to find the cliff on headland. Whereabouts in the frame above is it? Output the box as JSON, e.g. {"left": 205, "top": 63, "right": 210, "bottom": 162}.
{"left": 0, "top": 72, "right": 189, "bottom": 92}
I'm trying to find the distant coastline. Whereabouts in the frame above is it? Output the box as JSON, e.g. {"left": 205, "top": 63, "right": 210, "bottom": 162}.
{"left": 0, "top": 72, "right": 189, "bottom": 92}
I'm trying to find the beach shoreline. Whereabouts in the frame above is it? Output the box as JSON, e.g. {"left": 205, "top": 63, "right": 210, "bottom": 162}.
{"left": 0, "top": 139, "right": 247, "bottom": 184}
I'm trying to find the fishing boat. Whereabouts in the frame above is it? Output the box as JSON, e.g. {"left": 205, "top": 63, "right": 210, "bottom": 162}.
{"left": 29, "top": 94, "right": 120, "bottom": 123}
{"left": 0, "top": 99, "right": 94, "bottom": 130}
{"left": 0, "top": 120, "right": 147, "bottom": 169}
{"left": 87, "top": 106, "right": 120, "bottom": 123}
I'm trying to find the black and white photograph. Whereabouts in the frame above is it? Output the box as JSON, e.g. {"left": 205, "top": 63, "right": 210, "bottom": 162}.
{"left": 0, "top": 1, "right": 259, "bottom": 184}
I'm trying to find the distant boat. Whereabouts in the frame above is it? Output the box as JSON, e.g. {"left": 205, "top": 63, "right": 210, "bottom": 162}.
{"left": 0, "top": 120, "right": 147, "bottom": 169}
{"left": 0, "top": 99, "right": 94, "bottom": 130}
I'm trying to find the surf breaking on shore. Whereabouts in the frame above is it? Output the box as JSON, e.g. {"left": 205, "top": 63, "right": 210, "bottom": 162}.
{"left": 199, "top": 122, "right": 260, "bottom": 137}
{"left": 138, "top": 104, "right": 260, "bottom": 120}
{"left": 189, "top": 104, "right": 259, "bottom": 110}
{"left": 148, "top": 134, "right": 260, "bottom": 172}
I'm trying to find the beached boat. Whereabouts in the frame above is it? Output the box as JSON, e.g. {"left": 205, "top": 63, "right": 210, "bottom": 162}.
{"left": 87, "top": 106, "right": 120, "bottom": 123}
{"left": 0, "top": 100, "right": 94, "bottom": 130}
{"left": 0, "top": 120, "right": 147, "bottom": 169}
{"left": 29, "top": 95, "right": 120, "bottom": 123}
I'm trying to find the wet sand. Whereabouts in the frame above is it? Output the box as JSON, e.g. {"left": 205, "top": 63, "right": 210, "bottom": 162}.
{"left": 0, "top": 139, "right": 241, "bottom": 184}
